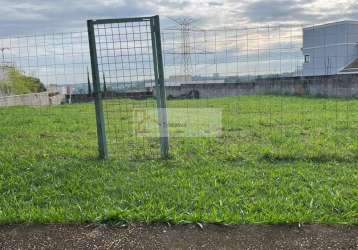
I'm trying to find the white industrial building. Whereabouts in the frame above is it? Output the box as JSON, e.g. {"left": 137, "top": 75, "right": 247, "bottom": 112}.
{"left": 302, "top": 20, "right": 358, "bottom": 76}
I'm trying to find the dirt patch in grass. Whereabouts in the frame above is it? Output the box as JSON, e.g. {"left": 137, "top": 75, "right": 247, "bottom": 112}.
{"left": 0, "top": 223, "right": 357, "bottom": 249}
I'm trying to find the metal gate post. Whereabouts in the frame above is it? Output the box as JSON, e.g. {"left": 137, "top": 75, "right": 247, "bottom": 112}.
{"left": 151, "top": 15, "right": 170, "bottom": 158}
{"left": 87, "top": 20, "right": 108, "bottom": 159}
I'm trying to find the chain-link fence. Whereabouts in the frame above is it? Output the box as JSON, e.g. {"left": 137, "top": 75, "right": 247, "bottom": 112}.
{"left": 0, "top": 31, "right": 98, "bottom": 161}
{"left": 162, "top": 22, "right": 358, "bottom": 162}
{"left": 1, "top": 17, "right": 358, "bottom": 162}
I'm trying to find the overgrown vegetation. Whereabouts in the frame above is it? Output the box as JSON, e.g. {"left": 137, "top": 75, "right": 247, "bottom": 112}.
{"left": 0, "top": 96, "right": 357, "bottom": 224}
{"left": 0, "top": 67, "right": 45, "bottom": 95}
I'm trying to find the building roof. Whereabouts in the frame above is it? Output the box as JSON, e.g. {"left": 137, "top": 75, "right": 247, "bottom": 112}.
{"left": 303, "top": 20, "right": 358, "bottom": 31}
{"left": 339, "top": 59, "right": 358, "bottom": 74}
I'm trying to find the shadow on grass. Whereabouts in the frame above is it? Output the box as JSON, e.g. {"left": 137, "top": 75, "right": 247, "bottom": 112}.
{"left": 261, "top": 152, "right": 358, "bottom": 164}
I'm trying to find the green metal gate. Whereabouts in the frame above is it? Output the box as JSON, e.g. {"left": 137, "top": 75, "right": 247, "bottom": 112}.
{"left": 87, "top": 16, "right": 169, "bottom": 160}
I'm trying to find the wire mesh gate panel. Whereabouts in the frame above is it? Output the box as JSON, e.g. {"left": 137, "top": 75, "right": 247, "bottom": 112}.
{"left": 87, "top": 16, "right": 169, "bottom": 160}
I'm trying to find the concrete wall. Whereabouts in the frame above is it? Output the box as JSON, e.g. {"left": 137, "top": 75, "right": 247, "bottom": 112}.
{"left": 0, "top": 67, "right": 9, "bottom": 97}
{"left": 161, "top": 74, "right": 358, "bottom": 99}
{"left": 0, "top": 67, "right": 8, "bottom": 81}
{"left": 67, "top": 90, "right": 153, "bottom": 104}
{"left": 0, "top": 92, "right": 65, "bottom": 107}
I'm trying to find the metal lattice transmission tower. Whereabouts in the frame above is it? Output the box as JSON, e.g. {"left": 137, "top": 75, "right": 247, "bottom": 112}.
{"left": 168, "top": 17, "right": 196, "bottom": 78}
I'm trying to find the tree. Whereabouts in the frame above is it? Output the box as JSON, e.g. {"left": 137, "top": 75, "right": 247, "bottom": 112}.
{"left": 103, "top": 73, "right": 107, "bottom": 93}
{"left": 87, "top": 67, "right": 92, "bottom": 96}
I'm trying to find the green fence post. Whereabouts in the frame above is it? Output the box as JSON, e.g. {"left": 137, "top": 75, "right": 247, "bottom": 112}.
{"left": 151, "top": 15, "right": 170, "bottom": 158}
{"left": 87, "top": 20, "right": 108, "bottom": 159}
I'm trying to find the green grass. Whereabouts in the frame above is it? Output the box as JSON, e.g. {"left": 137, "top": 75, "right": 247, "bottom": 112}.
{"left": 0, "top": 95, "right": 357, "bottom": 224}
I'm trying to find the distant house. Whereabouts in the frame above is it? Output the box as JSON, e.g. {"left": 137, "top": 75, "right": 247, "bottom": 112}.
{"left": 302, "top": 20, "right": 358, "bottom": 76}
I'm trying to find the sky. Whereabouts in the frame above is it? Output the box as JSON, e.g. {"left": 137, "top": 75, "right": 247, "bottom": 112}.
{"left": 1, "top": 0, "right": 358, "bottom": 36}
{"left": 0, "top": 0, "right": 357, "bottom": 87}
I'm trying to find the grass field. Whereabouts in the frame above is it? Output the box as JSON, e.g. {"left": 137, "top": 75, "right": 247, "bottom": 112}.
{"left": 0, "top": 95, "right": 357, "bottom": 224}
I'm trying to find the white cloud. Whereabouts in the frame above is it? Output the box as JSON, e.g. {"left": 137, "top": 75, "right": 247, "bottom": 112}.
{"left": 0, "top": 0, "right": 357, "bottom": 36}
